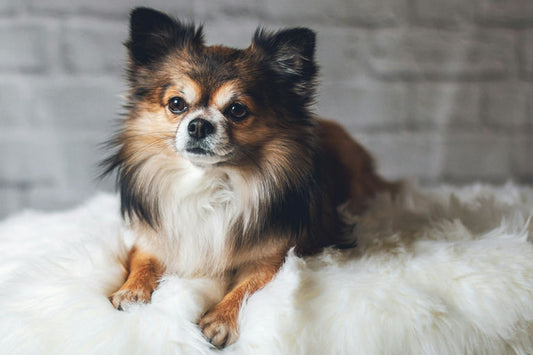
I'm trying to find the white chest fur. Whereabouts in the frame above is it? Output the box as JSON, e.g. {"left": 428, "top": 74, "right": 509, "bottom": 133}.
{"left": 134, "top": 165, "right": 242, "bottom": 277}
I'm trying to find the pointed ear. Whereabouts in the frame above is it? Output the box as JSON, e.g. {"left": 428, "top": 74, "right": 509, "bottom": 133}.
{"left": 252, "top": 27, "right": 318, "bottom": 97}
{"left": 126, "top": 7, "right": 204, "bottom": 66}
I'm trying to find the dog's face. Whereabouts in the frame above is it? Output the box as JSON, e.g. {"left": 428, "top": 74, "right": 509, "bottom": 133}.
{"left": 150, "top": 47, "right": 277, "bottom": 168}
{"left": 102, "top": 7, "right": 321, "bottom": 227}
{"left": 120, "top": 7, "right": 318, "bottom": 169}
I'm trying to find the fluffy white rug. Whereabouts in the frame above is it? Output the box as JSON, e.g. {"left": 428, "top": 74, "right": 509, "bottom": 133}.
{"left": 1, "top": 183, "right": 533, "bottom": 354}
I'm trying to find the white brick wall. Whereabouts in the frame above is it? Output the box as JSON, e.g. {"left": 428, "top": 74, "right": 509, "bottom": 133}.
{"left": 523, "top": 29, "right": 533, "bottom": 79}
{"left": 62, "top": 20, "right": 127, "bottom": 74}
{"left": 481, "top": 82, "right": 530, "bottom": 129}
{"left": 0, "top": 0, "right": 532, "bottom": 218}
{"left": 258, "top": 0, "right": 407, "bottom": 26}
{"left": 0, "top": 23, "right": 48, "bottom": 72}
{"left": 368, "top": 28, "right": 516, "bottom": 79}
{"left": 318, "top": 82, "right": 408, "bottom": 131}
{"left": 410, "top": 83, "right": 481, "bottom": 129}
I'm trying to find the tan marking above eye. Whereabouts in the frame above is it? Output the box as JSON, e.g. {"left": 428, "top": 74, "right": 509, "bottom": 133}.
{"left": 163, "top": 76, "right": 201, "bottom": 108}
{"left": 211, "top": 81, "right": 240, "bottom": 109}
{"left": 210, "top": 81, "right": 256, "bottom": 116}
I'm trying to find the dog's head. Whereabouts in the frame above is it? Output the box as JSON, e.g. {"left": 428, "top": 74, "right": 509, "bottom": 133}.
{"left": 119, "top": 7, "right": 318, "bottom": 169}
{"left": 102, "top": 7, "right": 321, "bottom": 227}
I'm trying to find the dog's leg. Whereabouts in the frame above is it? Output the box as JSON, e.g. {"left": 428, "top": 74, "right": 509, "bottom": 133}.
{"left": 199, "top": 257, "right": 283, "bottom": 348}
{"left": 110, "top": 246, "right": 163, "bottom": 310}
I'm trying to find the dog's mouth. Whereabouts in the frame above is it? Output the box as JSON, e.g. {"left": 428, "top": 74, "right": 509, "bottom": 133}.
{"left": 186, "top": 147, "right": 214, "bottom": 156}
{"left": 182, "top": 144, "right": 234, "bottom": 167}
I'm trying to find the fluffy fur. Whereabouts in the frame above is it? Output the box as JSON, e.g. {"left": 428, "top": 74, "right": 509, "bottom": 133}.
{"left": 101, "top": 7, "right": 392, "bottom": 347}
{"left": 1, "top": 183, "right": 533, "bottom": 353}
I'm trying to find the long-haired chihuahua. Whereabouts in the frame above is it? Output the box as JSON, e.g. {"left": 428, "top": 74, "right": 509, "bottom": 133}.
{"left": 103, "top": 7, "right": 394, "bottom": 348}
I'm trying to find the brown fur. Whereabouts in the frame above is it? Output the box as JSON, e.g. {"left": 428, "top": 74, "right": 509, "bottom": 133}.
{"left": 199, "top": 252, "right": 286, "bottom": 347}
{"left": 318, "top": 119, "right": 397, "bottom": 214}
{"left": 109, "top": 247, "right": 163, "bottom": 310}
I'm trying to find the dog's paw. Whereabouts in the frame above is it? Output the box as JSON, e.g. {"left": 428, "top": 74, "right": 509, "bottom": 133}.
{"left": 109, "top": 287, "right": 152, "bottom": 311}
{"left": 199, "top": 305, "right": 239, "bottom": 348}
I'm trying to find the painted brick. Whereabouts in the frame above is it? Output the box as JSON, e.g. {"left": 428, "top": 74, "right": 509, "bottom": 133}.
{"left": 0, "top": 80, "right": 30, "bottom": 128}
{"left": 143, "top": 1, "right": 195, "bottom": 19}
{"left": 413, "top": 0, "right": 476, "bottom": 23}
{"left": 60, "top": 136, "right": 114, "bottom": 191}
{"left": 18, "top": 135, "right": 114, "bottom": 214}
{"left": 481, "top": 82, "right": 529, "bottom": 129}
{"left": 314, "top": 27, "right": 369, "bottom": 84}
{"left": 479, "top": 0, "right": 533, "bottom": 24}
{"left": 369, "top": 28, "right": 515, "bottom": 79}
{"left": 0, "top": 0, "right": 17, "bottom": 14}
{"left": 523, "top": 30, "right": 533, "bottom": 79}
{"left": 28, "top": 0, "right": 194, "bottom": 18}
{"left": 0, "top": 187, "right": 21, "bottom": 219}
{"left": 440, "top": 132, "right": 512, "bottom": 182}
{"left": 317, "top": 82, "right": 408, "bottom": 131}
{"left": 355, "top": 132, "right": 442, "bottom": 181}
{"left": 0, "top": 23, "right": 47, "bottom": 72}
{"left": 0, "top": 134, "right": 114, "bottom": 217}
{"left": 31, "top": 79, "right": 125, "bottom": 132}
{"left": 410, "top": 84, "right": 480, "bottom": 130}
{"left": 415, "top": 0, "right": 533, "bottom": 25}
{"left": 22, "top": 165, "right": 114, "bottom": 213}
{"left": 21, "top": 185, "right": 89, "bottom": 214}
{"left": 0, "top": 135, "right": 64, "bottom": 185}
{"left": 203, "top": 18, "right": 262, "bottom": 48}
{"left": 193, "top": 0, "right": 262, "bottom": 22}
{"left": 259, "top": 0, "right": 406, "bottom": 26}
{"left": 62, "top": 20, "right": 127, "bottom": 74}
{"left": 527, "top": 85, "right": 533, "bottom": 127}
{"left": 28, "top": 0, "right": 82, "bottom": 14}
{"left": 510, "top": 134, "right": 533, "bottom": 180}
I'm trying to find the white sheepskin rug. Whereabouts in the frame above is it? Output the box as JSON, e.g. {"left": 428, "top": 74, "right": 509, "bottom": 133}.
{"left": 1, "top": 182, "right": 533, "bottom": 354}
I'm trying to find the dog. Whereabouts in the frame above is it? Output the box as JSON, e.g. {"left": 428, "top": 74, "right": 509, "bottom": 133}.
{"left": 103, "top": 7, "right": 395, "bottom": 348}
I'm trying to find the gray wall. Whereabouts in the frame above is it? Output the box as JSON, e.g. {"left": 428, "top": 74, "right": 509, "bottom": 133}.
{"left": 1, "top": 0, "right": 532, "bottom": 218}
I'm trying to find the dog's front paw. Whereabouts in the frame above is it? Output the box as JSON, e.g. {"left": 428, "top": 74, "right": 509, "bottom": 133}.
{"left": 199, "top": 304, "right": 239, "bottom": 348}
{"left": 109, "top": 287, "right": 152, "bottom": 311}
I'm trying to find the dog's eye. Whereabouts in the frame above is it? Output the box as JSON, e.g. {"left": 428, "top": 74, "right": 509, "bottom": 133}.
{"left": 226, "top": 103, "right": 249, "bottom": 121}
{"left": 168, "top": 97, "right": 188, "bottom": 114}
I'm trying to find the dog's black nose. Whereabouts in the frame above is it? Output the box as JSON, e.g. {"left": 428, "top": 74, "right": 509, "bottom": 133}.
{"left": 187, "top": 118, "right": 214, "bottom": 139}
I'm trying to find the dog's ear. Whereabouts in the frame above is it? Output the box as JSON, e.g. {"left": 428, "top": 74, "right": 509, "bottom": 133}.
{"left": 252, "top": 27, "right": 318, "bottom": 99}
{"left": 126, "top": 7, "right": 204, "bottom": 66}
